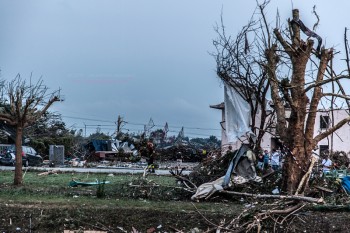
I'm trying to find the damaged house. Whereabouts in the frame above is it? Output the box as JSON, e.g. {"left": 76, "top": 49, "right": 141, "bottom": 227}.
{"left": 85, "top": 139, "right": 138, "bottom": 161}
{"left": 211, "top": 84, "right": 350, "bottom": 156}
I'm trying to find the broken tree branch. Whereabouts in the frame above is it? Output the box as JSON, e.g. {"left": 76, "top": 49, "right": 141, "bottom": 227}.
{"left": 322, "top": 92, "right": 350, "bottom": 100}
{"left": 169, "top": 169, "right": 197, "bottom": 190}
{"left": 219, "top": 190, "right": 324, "bottom": 203}
{"left": 304, "top": 74, "right": 349, "bottom": 93}
{"left": 279, "top": 203, "right": 306, "bottom": 224}
{"left": 269, "top": 203, "right": 304, "bottom": 215}
{"left": 295, "top": 155, "right": 318, "bottom": 195}
{"left": 314, "top": 116, "right": 350, "bottom": 143}
{"left": 273, "top": 28, "right": 293, "bottom": 56}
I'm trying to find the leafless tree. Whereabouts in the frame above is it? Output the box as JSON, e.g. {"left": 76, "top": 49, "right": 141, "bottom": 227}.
{"left": 0, "top": 74, "right": 60, "bottom": 185}
{"left": 212, "top": 3, "right": 275, "bottom": 151}
{"left": 213, "top": 1, "right": 350, "bottom": 193}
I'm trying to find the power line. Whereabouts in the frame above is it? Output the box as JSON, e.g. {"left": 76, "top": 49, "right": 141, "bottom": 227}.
{"left": 62, "top": 115, "right": 115, "bottom": 123}
{"left": 83, "top": 124, "right": 115, "bottom": 127}
{"left": 62, "top": 115, "right": 222, "bottom": 139}
{"left": 122, "top": 128, "right": 220, "bottom": 138}
{"left": 125, "top": 121, "right": 221, "bottom": 131}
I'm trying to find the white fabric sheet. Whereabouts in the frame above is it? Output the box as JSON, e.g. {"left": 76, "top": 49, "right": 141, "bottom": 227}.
{"left": 224, "top": 84, "right": 251, "bottom": 143}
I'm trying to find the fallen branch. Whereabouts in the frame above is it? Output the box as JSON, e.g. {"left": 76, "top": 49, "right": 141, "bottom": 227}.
{"left": 295, "top": 155, "right": 317, "bottom": 195}
{"left": 314, "top": 185, "right": 333, "bottom": 193}
{"left": 280, "top": 203, "right": 306, "bottom": 224}
{"left": 181, "top": 179, "right": 196, "bottom": 192}
{"left": 192, "top": 203, "right": 235, "bottom": 232}
{"left": 22, "top": 166, "right": 29, "bottom": 180}
{"left": 224, "top": 209, "right": 248, "bottom": 230}
{"left": 191, "top": 203, "right": 219, "bottom": 228}
{"left": 245, "top": 203, "right": 306, "bottom": 232}
{"left": 169, "top": 169, "right": 197, "bottom": 190}
{"left": 38, "top": 170, "right": 58, "bottom": 176}
{"left": 219, "top": 190, "right": 324, "bottom": 203}
{"left": 268, "top": 203, "right": 304, "bottom": 215}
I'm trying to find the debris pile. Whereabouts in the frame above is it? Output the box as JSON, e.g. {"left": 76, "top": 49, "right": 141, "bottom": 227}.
{"left": 166, "top": 145, "right": 350, "bottom": 232}
{"left": 188, "top": 149, "right": 229, "bottom": 186}
{"left": 156, "top": 145, "right": 207, "bottom": 162}
{"left": 331, "top": 151, "right": 350, "bottom": 169}
{"left": 82, "top": 134, "right": 219, "bottom": 164}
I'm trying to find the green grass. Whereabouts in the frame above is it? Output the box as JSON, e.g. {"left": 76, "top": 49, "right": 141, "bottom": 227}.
{"left": 0, "top": 170, "right": 242, "bottom": 215}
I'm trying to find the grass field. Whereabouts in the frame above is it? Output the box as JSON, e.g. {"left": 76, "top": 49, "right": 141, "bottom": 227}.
{"left": 0, "top": 170, "right": 243, "bottom": 232}
{"left": 2, "top": 170, "right": 350, "bottom": 232}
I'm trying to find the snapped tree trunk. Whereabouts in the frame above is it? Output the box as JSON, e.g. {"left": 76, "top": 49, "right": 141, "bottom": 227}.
{"left": 280, "top": 9, "right": 314, "bottom": 193}
{"left": 280, "top": 10, "right": 333, "bottom": 194}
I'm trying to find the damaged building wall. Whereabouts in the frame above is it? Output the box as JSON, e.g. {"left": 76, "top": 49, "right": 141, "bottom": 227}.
{"left": 212, "top": 102, "right": 350, "bottom": 155}
{"left": 210, "top": 101, "right": 273, "bottom": 152}
{"left": 316, "top": 109, "right": 350, "bottom": 155}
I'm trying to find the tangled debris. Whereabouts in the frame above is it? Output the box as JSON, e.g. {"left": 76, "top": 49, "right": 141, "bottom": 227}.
{"left": 166, "top": 147, "right": 350, "bottom": 232}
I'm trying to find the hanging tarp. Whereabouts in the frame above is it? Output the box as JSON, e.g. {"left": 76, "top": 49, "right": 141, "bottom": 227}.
{"left": 291, "top": 18, "right": 322, "bottom": 54}
{"left": 224, "top": 83, "right": 251, "bottom": 143}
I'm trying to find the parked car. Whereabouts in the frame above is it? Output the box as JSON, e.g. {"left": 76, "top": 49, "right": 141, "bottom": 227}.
{"left": 0, "top": 145, "right": 43, "bottom": 167}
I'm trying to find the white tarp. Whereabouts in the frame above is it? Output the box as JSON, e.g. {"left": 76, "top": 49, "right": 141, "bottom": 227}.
{"left": 224, "top": 83, "right": 251, "bottom": 143}
{"left": 191, "top": 176, "right": 225, "bottom": 200}
{"left": 191, "top": 175, "right": 262, "bottom": 200}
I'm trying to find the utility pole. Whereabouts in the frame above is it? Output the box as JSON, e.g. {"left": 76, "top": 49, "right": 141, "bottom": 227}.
{"left": 83, "top": 122, "right": 86, "bottom": 138}
{"left": 116, "top": 115, "right": 125, "bottom": 138}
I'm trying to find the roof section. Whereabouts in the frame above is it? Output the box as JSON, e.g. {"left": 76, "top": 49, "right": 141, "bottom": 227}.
{"left": 209, "top": 102, "right": 224, "bottom": 110}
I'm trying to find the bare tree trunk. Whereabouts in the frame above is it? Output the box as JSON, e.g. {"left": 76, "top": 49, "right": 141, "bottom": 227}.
{"left": 14, "top": 125, "right": 23, "bottom": 185}
{"left": 281, "top": 9, "right": 314, "bottom": 193}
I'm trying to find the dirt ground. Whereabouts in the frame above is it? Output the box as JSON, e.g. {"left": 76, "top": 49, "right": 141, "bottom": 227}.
{"left": 0, "top": 202, "right": 228, "bottom": 233}
{"left": 1, "top": 202, "right": 350, "bottom": 233}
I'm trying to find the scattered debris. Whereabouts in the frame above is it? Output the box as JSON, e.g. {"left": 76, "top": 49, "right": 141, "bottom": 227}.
{"left": 69, "top": 179, "right": 110, "bottom": 187}
{"left": 189, "top": 144, "right": 262, "bottom": 200}
{"left": 165, "top": 140, "right": 350, "bottom": 232}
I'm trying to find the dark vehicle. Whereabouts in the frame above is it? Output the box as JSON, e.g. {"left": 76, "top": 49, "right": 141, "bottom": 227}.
{"left": 0, "top": 145, "right": 43, "bottom": 167}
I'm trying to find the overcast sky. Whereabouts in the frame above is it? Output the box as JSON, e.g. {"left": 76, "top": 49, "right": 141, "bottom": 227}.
{"left": 1, "top": 0, "right": 350, "bottom": 138}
